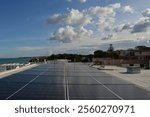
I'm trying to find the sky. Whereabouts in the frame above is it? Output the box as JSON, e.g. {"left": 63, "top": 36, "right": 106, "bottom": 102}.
{"left": 0, "top": 0, "right": 150, "bottom": 58}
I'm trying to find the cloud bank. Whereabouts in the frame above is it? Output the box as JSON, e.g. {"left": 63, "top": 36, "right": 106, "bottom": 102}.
{"left": 46, "top": 3, "right": 150, "bottom": 54}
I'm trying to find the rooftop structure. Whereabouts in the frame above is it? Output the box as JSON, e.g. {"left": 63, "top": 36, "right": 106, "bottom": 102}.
{"left": 93, "top": 46, "right": 150, "bottom": 69}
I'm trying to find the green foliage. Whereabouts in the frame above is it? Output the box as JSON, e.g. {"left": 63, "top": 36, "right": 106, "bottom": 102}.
{"left": 47, "top": 54, "right": 83, "bottom": 62}
{"left": 94, "top": 50, "right": 119, "bottom": 59}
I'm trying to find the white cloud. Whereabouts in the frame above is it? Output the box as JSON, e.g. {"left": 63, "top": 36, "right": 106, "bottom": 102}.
{"left": 79, "top": 0, "right": 87, "bottom": 3}
{"left": 50, "top": 25, "right": 93, "bottom": 43}
{"left": 88, "top": 3, "right": 121, "bottom": 17}
{"left": 65, "top": 9, "right": 92, "bottom": 26}
{"left": 96, "top": 17, "right": 115, "bottom": 31}
{"left": 122, "top": 5, "right": 134, "bottom": 13}
{"left": 89, "top": 6, "right": 115, "bottom": 17}
{"left": 47, "top": 9, "right": 92, "bottom": 26}
{"left": 88, "top": 3, "right": 121, "bottom": 31}
{"left": 67, "top": 0, "right": 72, "bottom": 2}
{"left": 77, "top": 26, "right": 93, "bottom": 38}
{"left": 67, "top": 0, "right": 87, "bottom": 3}
{"left": 50, "top": 26, "right": 76, "bottom": 43}
{"left": 109, "top": 3, "right": 121, "bottom": 9}
{"left": 142, "top": 8, "right": 150, "bottom": 17}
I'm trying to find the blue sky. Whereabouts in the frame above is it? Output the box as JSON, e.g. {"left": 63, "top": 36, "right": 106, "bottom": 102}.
{"left": 0, "top": 0, "right": 150, "bottom": 58}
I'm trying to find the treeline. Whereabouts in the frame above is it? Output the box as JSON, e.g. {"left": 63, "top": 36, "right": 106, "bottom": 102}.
{"left": 29, "top": 51, "right": 119, "bottom": 63}
{"left": 29, "top": 44, "right": 120, "bottom": 63}
{"left": 94, "top": 50, "right": 119, "bottom": 59}
{"left": 29, "top": 54, "right": 93, "bottom": 63}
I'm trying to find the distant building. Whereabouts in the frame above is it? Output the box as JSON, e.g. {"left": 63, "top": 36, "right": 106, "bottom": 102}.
{"left": 134, "top": 46, "right": 150, "bottom": 69}
{"left": 134, "top": 46, "right": 150, "bottom": 60}
{"left": 93, "top": 46, "right": 150, "bottom": 69}
{"left": 119, "top": 49, "right": 136, "bottom": 59}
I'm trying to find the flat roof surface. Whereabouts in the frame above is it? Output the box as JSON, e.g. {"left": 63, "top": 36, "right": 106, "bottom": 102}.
{"left": 0, "top": 61, "right": 150, "bottom": 100}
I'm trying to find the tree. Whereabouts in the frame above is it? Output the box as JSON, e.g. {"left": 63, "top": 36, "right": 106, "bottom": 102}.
{"left": 94, "top": 50, "right": 109, "bottom": 58}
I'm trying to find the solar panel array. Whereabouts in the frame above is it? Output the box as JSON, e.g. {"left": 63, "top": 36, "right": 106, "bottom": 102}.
{"left": 0, "top": 61, "right": 150, "bottom": 100}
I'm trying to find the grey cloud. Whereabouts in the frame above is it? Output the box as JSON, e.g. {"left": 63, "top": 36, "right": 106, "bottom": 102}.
{"left": 131, "top": 17, "right": 150, "bottom": 33}
{"left": 131, "top": 8, "right": 150, "bottom": 33}
{"left": 114, "top": 8, "right": 150, "bottom": 34}
{"left": 122, "top": 24, "right": 132, "bottom": 30}
{"left": 47, "top": 14, "right": 66, "bottom": 24}
{"left": 114, "top": 23, "right": 132, "bottom": 32}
